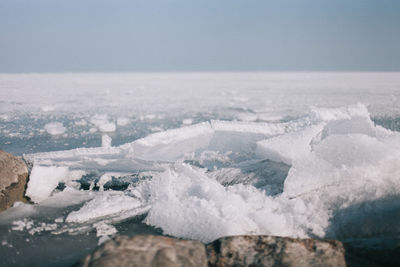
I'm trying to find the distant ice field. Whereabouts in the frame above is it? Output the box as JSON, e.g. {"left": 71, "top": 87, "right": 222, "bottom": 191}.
{"left": 1, "top": 72, "right": 400, "bottom": 155}
{"left": 1, "top": 72, "right": 400, "bottom": 266}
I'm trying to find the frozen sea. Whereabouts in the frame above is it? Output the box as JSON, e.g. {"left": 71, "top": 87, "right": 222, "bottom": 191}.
{"left": 1, "top": 72, "right": 400, "bottom": 266}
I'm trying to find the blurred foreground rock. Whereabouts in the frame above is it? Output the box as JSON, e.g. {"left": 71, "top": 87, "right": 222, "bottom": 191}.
{"left": 207, "top": 235, "right": 346, "bottom": 267}
{"left": 0, "top": 150, "right": 29, "bottom": 212}
{"left": 78, "top": 235, "right": 208, "bottom": 267}
{"left": 79, "top": 234, "right": 347, "bottom": 267}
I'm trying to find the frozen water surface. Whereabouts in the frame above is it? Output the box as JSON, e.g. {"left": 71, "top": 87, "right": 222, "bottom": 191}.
{"left": 1, "top": 72, "right": 400, "bottom": 266}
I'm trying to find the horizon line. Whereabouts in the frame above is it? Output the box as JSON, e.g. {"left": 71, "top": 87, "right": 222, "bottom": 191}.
{"left": 1, "top": 70, "right": 400, "bottom": 75}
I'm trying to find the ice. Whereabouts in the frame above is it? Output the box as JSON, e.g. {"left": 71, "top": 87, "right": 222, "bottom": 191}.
{"left": 320, "top": 117, "right": 377, "bottom": 141}
{"left": 11, "top": 218, "right": 58, "bottom": 235}
{"left": 89, "top": 127, "right": 97, "bottom": 133}
{"left": 211, "top": 120, "right": 287, "bottom": 136}
{"left": 12, "top": 219, "right": 34, "bottom": 231}
{"left": 126, "top": 122, "right": 214, "bottom": 161}
{"left": 65, "top": 191, "right": 145, "bottom": 224}
{"left": 138, "top": 163, "right": 320, "bottom": 242}
{"left": 309, "top": 103, "right": 371, "bottom": 122}
{"left": 2, "top": 73, "right": 400, "bottom": 266}
{"left": 1, "top": 241, "right": 13, "bottom": 248}
{"left": 129, "top": 104, "right": 400, "bottom": 242}
{"left": 182, "top": 118, "right": 193, "bottom": 125}
{"left": 44, "top": 122, "right": 66, "bottom": 135}
{"left": 117, "top": 117, "right": 129, "bottom": 126}
{"left": 41, "top": 106, "right": 55, "bottom": 112}
{"left": 132, "top": 122, "right": 213, "bottom": 147}
{"left": 101, "top": 134, "right": 112, "bottom": 148}
{"left": 94, "top": 222, "right": 117, "bottom": 245}
{"left": 74, "top": 119, "right": 87, "bottom": 126}
{"left": 26, "top": 166, "right": 85, "bottom": 203}
{"left": 313, "top": 134, "right": 390, "bottom": 168}
{"left": 97, "top": 172, "right": 129, "bottom": 191}
{"left": 90, "top": 114, "right": 116, "bottom": 132}
{"left": 256, "top": 124, "right": 325, "bottom": 165}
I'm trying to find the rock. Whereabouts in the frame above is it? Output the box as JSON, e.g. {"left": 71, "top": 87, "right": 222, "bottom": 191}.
{"left": 207, "top": 235, "right": 346, "bottom": 267}
{"left": 0, "top": 150, "right": 29, "bottom": 212}
{"left": 78, "top": 235, "right": 208, "bottom": 267}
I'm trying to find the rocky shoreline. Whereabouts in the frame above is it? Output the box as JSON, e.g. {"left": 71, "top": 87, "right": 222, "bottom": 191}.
{"left": 1, "top": 149, "right": 399, "bottom": 266}
{"left": 78, "top": 234, "right": 347, "bottom": 267}
{"left": 0, "top": 150, "right": 29, "bottom": 212}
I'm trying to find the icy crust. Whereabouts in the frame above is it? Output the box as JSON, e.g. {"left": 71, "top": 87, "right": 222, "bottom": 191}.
{"left": 19, "top": 104, "right": 400, "bottom": 243}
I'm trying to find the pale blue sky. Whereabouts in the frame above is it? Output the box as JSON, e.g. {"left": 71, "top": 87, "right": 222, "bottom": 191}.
{"left": 1, "top": 0, "right": 399, "bottom": 72}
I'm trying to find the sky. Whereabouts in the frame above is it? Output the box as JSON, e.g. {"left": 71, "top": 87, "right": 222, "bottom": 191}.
{"left": 0, "top": 0, "right": 399, "bottom": 72}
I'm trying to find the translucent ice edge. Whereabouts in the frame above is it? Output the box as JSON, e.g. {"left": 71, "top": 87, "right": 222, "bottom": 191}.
{"left": 19, "top": 103, "right": 400, "bottom": 243}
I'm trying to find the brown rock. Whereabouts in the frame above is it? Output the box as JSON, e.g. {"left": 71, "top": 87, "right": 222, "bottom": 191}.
{"left": 207, "top": 235, "right": 346, "bottom": 267}
{"left": 78, "top": 235, "right": 208, "bottom": 267}
{"left": 0, "top": 150, "right": 29, "bottom": 212}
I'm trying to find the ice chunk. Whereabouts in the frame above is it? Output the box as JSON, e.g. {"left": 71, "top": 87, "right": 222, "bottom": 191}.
{"left": 44, "top": 122, "right": 66, "bottom": 135}
{"left": 182, "top": 118, "right": 193, "bottom": 125}
{"left": 256, "top": 124, "right": 324, "bottom": 165}
{"left": 117, "top": 117, "right": 129, "bottom": 126}
{"left": 126, "top": 122, "right": 214, "bottom": 161}
{"left": 65, "top": 191, "right": 144, "bottom": 223}
{"left": 89, "top": 127, "right": 97, "bottom": 133}
{"left": 310, "top": 103, "right": 371, "bottom": 122}
{"left": 90, "top": 114, "right": 116, "bottom": 132}
{"left": 140, "top": 163, "right": 314, "bottom": 243}
{"left": 320, "top": 116, "right": 377, "bottom": 140}
{"left": 211, "top": 120, "right": 287, "bottom": 136}
{"left": 99, "top": 122, "right": 116, "bottom": 133}
{"left": 314, "top": 134, "right": 390, "bottom": 168}
{"left": 74, "top": 119, "right": 87, "bottom": 126}
{"left": 284, "top": 132, "right": 400, "bottom": 201}
{"left": 94, "top": 222, "right": 117, "bottom": 245}
{"left": 96, "top": 172, "right": 129, "bottom": 191}
{"left": 38, "top": 187, "right": 94, "bottom": 208}
{"left": 26, "top": 166, "right": 85, "bottom": 203}
{"left": 101, "top": 134, "right": 112, "bottom": 148}
{"left": 41, "top": 106, "right": 55, "bottom": 112}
